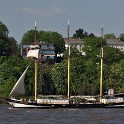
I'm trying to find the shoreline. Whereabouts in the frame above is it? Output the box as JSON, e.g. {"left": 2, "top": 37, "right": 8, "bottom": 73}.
{"left": 0, "top": 98, "right": 8, "bottom": 105}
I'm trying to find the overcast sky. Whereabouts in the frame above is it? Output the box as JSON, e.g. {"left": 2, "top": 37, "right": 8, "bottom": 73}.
{"left": 1, "top": 0, "right": 124, "bottom": 42}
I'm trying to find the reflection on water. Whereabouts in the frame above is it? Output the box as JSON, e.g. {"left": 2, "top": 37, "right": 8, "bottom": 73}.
{"left": 0, "top": 105, "right": 124, "bottom": 124}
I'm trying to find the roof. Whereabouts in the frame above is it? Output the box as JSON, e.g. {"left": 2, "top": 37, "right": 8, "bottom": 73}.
{"left": 64, "top": 38, "right": 82, "bottom": 44}
{"left": 22, "top": 42, "right": 54, "bottom": 45}
{"left": 106, "top": 39, "right": 124, "bottom": 46}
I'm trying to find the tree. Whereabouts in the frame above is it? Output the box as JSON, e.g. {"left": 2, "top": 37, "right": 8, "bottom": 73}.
{"left": 70, "top": 57, "right": 87, "bottom": 95}
{"left": 0, "top": 21, "right": 17, "bottom": 56}
{"left": 21, "top": 30, "right": 39, "bottom": 44}
{"left": 51, "top": 47, "right": 89, "bottom": 95}
{"left": 119, "top": 33, "right": 124, "bottom": 41}
{"left": 0, "top": 21, "right": 9, "bottom": 38}
{"left": 83, "top": 36, "right": 124, "bottom": 65}
{"left": 0, "top": 21, "right": 9, "bottom": 56}
{"left": 40, "top": 64, "right": 55, "bottom": 95}
{"left": 73, "top": 28, "right": 88, "bottom": 39}
{"left": 82, "top": 36, "right": 124, "bottom": 95}
{"left": 39, "top": 31, "right": 65, "bottom": 54}
{"left": 108, "top": 60, "right": 124, "bottom": 93}
{"left": 83, "top": 36, "right": 106, "bottom": 59}
{"left": 0, "top": 56, "right": 30, "bottom": 97}
{"left": 51, "top": 62, "right": 67, "bottom": 95}
{"left": 8, "top": 37, "right": 17, "bottom": 56}
{"left": 103, "top": 46, "right": 124, "bottom": 65}
{"left": 104, "top": 33, "right": 116, "bottom": 39}
{"left": 21, "top": 30, "right": 65, "bottom": 54}
{"left": 83, "top": 59, "right": 100, "bottom": 95}
{"left": 89, "top": 33, "right": 95, "bottom": 37}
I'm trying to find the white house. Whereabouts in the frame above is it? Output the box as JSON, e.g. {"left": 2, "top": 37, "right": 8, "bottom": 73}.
{"left": 106, "top": 39, "right": 124, "bottom": 51}
{"left": 57, "top": 38, "right": 124, "bottom": 58}
{"left": 64, "top": 38, "right": 85, "bottom": 55}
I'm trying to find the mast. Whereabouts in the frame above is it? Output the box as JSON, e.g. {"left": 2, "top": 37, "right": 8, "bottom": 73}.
{"left": 67, "top": 19, "right": 70, "bottom": 99}
{"left": 27, "top": 21, "right": 39, "bottom": 101}
{"left": 100, "top": 25, "right": 103, "bottom": 103}
{"left": 34, "top": 21, "right": 38, "bottom": 101}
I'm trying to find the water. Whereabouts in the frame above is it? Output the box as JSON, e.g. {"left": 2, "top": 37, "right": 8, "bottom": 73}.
{"left": 0, "top": 105, "right": 124, "bottom": 124}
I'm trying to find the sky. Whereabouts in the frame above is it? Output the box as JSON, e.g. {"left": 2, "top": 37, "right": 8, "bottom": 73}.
{"left": 1, "top": 0, "right": 124, "bottom": 43}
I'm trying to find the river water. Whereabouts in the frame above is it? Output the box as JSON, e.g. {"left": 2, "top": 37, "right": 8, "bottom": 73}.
{"left": 0, "top": 105, "right": 124, "bottom": 124}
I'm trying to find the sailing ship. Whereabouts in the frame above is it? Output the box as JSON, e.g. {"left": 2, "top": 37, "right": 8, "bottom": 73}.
{"left": 7, "top": 22, "right": 124, "bottom": 108}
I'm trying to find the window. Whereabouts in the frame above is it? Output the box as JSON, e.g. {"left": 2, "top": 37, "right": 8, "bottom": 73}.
{"left": 41, "top": 45, "right": 47, "bottom": 49}
{"left": 40, "top": 50, "right": 55, "bottom": 55}
{"left": 22, "top": 45, "right": 30, "bottom": 48}
{"left": 48, "top": 45, "right": 54, "bottom": 49}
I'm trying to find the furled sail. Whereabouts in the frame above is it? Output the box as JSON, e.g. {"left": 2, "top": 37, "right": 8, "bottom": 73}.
{"left": 27, "top": 49, "right": 39, "bottom": 59}
{"left": 9, "top": 66, "right": 29, "bottom": 96}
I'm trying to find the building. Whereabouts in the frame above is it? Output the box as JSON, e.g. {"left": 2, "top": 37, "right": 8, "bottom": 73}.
{"left": 21, "top": 42, "right": 55, "bottom": 63}
{"left": 63, "top": 38, "right": 124, "bottom": 57}
{"left": 21, "top": 38, "right": 123, "bottom": 62}
{"left": 40, "top": 42, "right": 55, "bottom": 63}
{"left": 64, "top": 38, "right": 85, "bottom": 55}
{"left": 106, "top": 39, "right": 124, "bottom": 51}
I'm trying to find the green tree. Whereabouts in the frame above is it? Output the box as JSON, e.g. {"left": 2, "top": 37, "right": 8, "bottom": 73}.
{"left": 51, "top": 61, "right": 67, "bottom": 95}
{"left": 70, "top": 57, "right": 87, "bottom": 95}
{"left": 0, "top": 56, "right": 30, "bottom": 97}
{"left": 21, "top": 30, "right": 65, "bottom": 54}
{"left": 0, "top": 21, "right": 8, "bottom": 38}
{"left": 8, "top": 37, "right": 17, "bottom": 55}
{"left": 51, "top": 47, "right": 87, "bottom": 95}
{"left": 21, "top": 30, "right": 39, "bottom": 44}
{"left": 0, "top": 21, "right": 17, "bottom": 56}
{"left": 119, "top": 33, "right": 124, "bottom": 41}
{"left": 39, "top": 31, "right": 65, "bottom": 54}
{"left": 0, "top": 21, "right": 9, "bottom": 56}
{"left": 104, "top": 33, "right": 116, "bottom": 39}
{"left": 108, "top": 60, "right": 124, "bottom": 93}
{"left": 73, "top": 28, "right": 88, "bottom": 39}
{"left": 103, "top": 46, "right": 124, "bottom": 65}
{"left": 83, "top": 59, "right": 100, "bottom": 95}
{"left": 82, "top": 36, "right": 124, "bottom": 95}
{"left": 40, "top": 64, "right": 55, "bottom": 95}
{"left": 83, "top": 36, "right": 106, "bottom": 59}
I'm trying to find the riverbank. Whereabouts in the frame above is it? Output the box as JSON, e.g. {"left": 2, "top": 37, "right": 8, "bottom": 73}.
{"left": 0, "top": 98, "right": 8, "bottom": 104}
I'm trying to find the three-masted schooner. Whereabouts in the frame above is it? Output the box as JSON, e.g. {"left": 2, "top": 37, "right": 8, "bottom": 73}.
{"left": 7, "top": 22, "right": 124, "bottom": 108}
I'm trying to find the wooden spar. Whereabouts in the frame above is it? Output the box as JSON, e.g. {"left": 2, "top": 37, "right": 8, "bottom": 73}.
{"left": 34, "top": 21, "right": 38, "bottom": 101}
{"left": 100, "top": 25, "right": 103, "bottom": 103}
{"left": 34, "top": 60, "right": 38, "bottom": 101}
{"left": 100, "top": 48, "right": 103, "bottom": 103}
{"left": 67, "top": 19, "right": 70, "bottom": 99}
{"left": 67, "top": 46, "right": 70, "bottom": 99}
